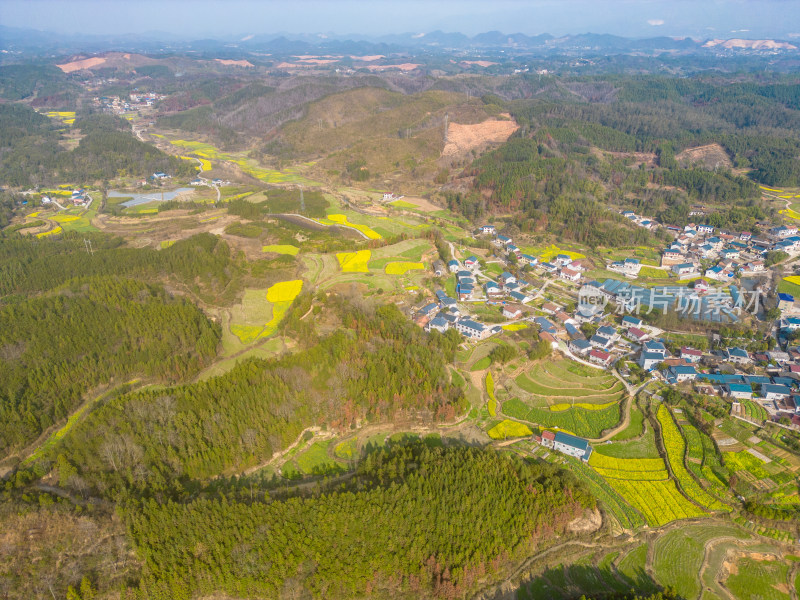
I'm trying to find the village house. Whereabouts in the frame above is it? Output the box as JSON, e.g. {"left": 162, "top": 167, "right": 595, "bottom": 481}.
{"left": 569, "top": 339, "right": 592, "bottom": 355}
{"left": 589, "top": 348, "right": 612, "bottom": 367}
{"left": 500, "top": 271, "right": 516, "bottom": 285}
{"left": 628, "top": 327, "right": 649, "bottom": 343}
{"left": 725, "top": 347, "right": 752, "bottom": 365}
{"left": 448, "top": 259, "right": 460, "bottom": 273}
{"left": 552, "top": 432, "right": 593, "bottom": 461}
{"left": 680, "top": 347, "right": 703, "bottom": 363}
{"left": 761, "top": 383, "right": 792, "bottom": 401}
{"left": 621, "top": 315, "right": 643, "bottom": 329}
{"left": 425, "top": 316, "right": 449, "bottom": 333}
{"left": 726, "top": 384, "right": 753, "bottom": 399}
{"left": 502, "top": 305, "right": 524, "bottom": 319}
{"left": 559, "top": 267, "right": 581, "bottom": 282}
{"left": 479, "top": 225, "right": 496, "bottom": 235}
{"left": 668, "top": 365, "right": 698, "bottom": 383}
{"left": 496, "top": 235, "right": 512, "bottom": 246}
{"left": 519, "top": 254, "right": 538, "bottom": 266}
{"left": 455, "top": 319, "right": 489, "bottom": 340}
{"left": 464, "top": 256, "right": 479, "bottom": 269}
{"left": 640, "top": 351, "right": 665, "bottom": 371}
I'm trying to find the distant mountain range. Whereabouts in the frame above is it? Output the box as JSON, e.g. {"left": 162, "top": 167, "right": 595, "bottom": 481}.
{"left": 0, "top": 25, "right": 796, "bottom": 57}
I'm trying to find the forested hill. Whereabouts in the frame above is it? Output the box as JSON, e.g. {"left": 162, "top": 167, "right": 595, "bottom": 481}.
{"left": 124, "top": 444, "right": 594, "bottom": 600}
{"left": 0, "top": 276, "right": 220, "bottom": 456}
{"left": 0, "top": 106, "right": 195, "bottom": 186}
{"left": 0, "top": 232, "right": 246, "bottom": 304}
{"left": 24, "top": 300, "right": 466, "bottom": 496}
{"left": 447, "top": 77, "right": 798, "bottom": 242}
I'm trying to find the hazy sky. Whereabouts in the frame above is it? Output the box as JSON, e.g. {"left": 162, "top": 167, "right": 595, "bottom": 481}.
{"left": 2, "top": 0, "right": 799, "bottom": 40}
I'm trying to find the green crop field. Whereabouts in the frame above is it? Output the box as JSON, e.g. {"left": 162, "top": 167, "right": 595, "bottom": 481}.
{"left": 471, "top": 356, "right": 491, "bottom": 371}
{"left": 610, "top": 405, "right": 645, "bottom": 441}
{"left": 486, "top": 371, "right": 497, "bottom": 417}
{"left": 502, "top": 398, "right": 620, "bottom": 439}
{"left": 723, "top": 450, "right": 771, "bottom": 479}
{"left": 653, "top": 524, "right": 753, "bottom": 600}
{"left": 726, "top": 556, "right": 791, "bottom": 600}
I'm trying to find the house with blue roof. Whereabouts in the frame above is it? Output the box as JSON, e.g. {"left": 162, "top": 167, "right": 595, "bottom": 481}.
{"left": 418, "top": 303, "right": 439, "bottom": 317}
{"left": 569, "top": 338, "right": 592, "bottom": 355}
{"left": 668, "top": 365, "right": 698, "bottom": 383}
{"left": 534, "top": 316, "right": 557, "bottom": 332}
{"left": 484, "top": 281, "right": 502, "bottom": 298}
{"left": 761, "top": 384, "right": 791, "bottom": 401}
{"left": 643, "top": 340, "right": 667, "bottom": 355}
{"left": 520, "top": 254, "right": 538, "bottom": 266}
{"left": 622, "top": 315, "right": 643, "bottom": 328}
{"left": 425, "top": 316, "right": 449, "bottom": 333}
{"left": 456, "top": 319, "right": 488, "bottom": 340}
{"left": 590, "top": 334, "right": 612, "bottom": 349}
{"left": 509, "top": 290, "right": 531, "bottom": 303}
{"left": 447, "top": 259, "right": 460, "bottom": 273}
{"left": 478, "top": 225, "right": 496, "bottom": 235}
{"left": 565, "top": 323, "right": 582, "bottom": 339}
{"left": 552, "top": 432, "right": 592, "bottom": 461}
{"left": 496, "top": 235, "right": 512, "bottom": 245}
{"left": 639, "top": 351, "right": 664, "bottom": 371}
{"left": 500, "top": 271, "right": 516, "bottom": 285}
{"left": 554, "top": 254, "right": 573, "bottom": 266}
{"left": 597, "top": 325, "right": 618, "bottom": 340}
{"left": 726, "top": 384, "right": 753, "bottom": 399}
{"left": 540, "top": 262, "right": 558, "bottom": 272}
{"left": 726, "top": 347, "right": 751, "bottom": 364}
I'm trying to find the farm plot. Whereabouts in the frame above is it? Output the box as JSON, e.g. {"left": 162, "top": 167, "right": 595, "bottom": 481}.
{"left": 384, "top": 261, "right": 424, "bottom": 275}
{"left": 725, "top": 556, "right": 792, "bottom": 600}
{"left": 559, "top": 456, "right": 645, "bottom": 530}
{"left": 229, "top": 279, "right": 303, "bottom": 344}
{"left": 680, "top": 421, "right": 728, "bottom": 492}
{"left": 324, "top": 214, "right": 382, "bottom": 239}
{"left": 502, "top": 398, "right": 620, "bottom": 439}
{"left": 723, "top": 450, "right": 771, "bottom": 480}
{"left": 741, "top": 399, "right": 768, "bottom": 422}
{"left": 486, "top": 372, "right": 497, "bottom": 417}
{"left": 652, "top": 524, "right": 753, "bottom": 600}
{"left": 657, "top": 405, "right": 729, "bottom": 511}
{"left": 262, "top": 244, "right": 300, "bottom": 256}
{"left": 588, "top": 452, "right": 707, "bottom": 526}
{"left": 336, "top": 250, "right": 371, "bottom": 272}
{"left": 487, "top": 419, "right": 532, "bottom": 439}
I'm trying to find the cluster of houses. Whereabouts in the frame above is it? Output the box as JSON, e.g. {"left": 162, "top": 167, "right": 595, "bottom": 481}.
{"left": 93, "top": 92, "right": 166, "bottom": 115}
{"left": 478, "top": 224, "right": 586, "bottom": 283}
{"left": 617, "top": 210, "right": 790, "bottom": 282}
{"left": 414, "top": 290, "right": 504, "bottom": 340}
{"left": 41, "top": 189, "right": 89, "bottom": 207}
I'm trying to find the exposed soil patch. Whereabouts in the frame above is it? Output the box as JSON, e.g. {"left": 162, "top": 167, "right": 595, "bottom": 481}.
{"left": 443, "top": 114, "right": 518, "bottom": 157}
{"left": 214, "top": 59, "right": 254, "bottom": 67}
{"left": 56, "top": 56, "right": 107, "bottom": 72}
{"left": 676, "top": 143, "right": 733, "bottom": 170}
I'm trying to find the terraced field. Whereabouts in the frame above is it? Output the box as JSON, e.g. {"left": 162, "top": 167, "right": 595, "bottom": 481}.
{"left": 502, "top": 398, "right": 620, "bottom": 439}
{"left": 587, "top": 452, "right": 707, "bottom": 526}
{"left": 652, "top": 524, "right": 753, "bottom": 600}
{"left": 657, "top": 405, "right": 729, "bottom": 511}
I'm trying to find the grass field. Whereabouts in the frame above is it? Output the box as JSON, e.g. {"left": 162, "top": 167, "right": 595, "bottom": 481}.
{"left": 487, "top": 419, "right": 532, "bottom": 439}
{"left": 470, "top": 356, "right": 491, "bottom": 371}
{"left": 295, "top": 440, "right": 347, "bottom": 476}
{"left": 611, "top": 406, "right": 645, "bottom": 441}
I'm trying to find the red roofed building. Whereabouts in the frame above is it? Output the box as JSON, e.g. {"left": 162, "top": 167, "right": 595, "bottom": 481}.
{"left": 628, "top": 327, "right": 648, "bottom": 342}
{"left": 589, "top": 348, "right": 612, "bottom": 366}
{"left": 680, "top": 347, "right": 703, "bottom": 363}
{"left": 541, "top": 430, "right": 556, "bottom": 448}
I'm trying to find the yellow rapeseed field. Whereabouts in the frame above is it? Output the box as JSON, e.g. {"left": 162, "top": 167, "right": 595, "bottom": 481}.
{"left": 385, "top": 261, "right": 424, "bottom": 275}
{"left": 327, "top": 214, "right": 382, "bottom": 240}
{"left": 266, "top": 280, "right": 303, "bottom": 303}
{"left": 336, "top": 250, "right": 371, "bottom": 273}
